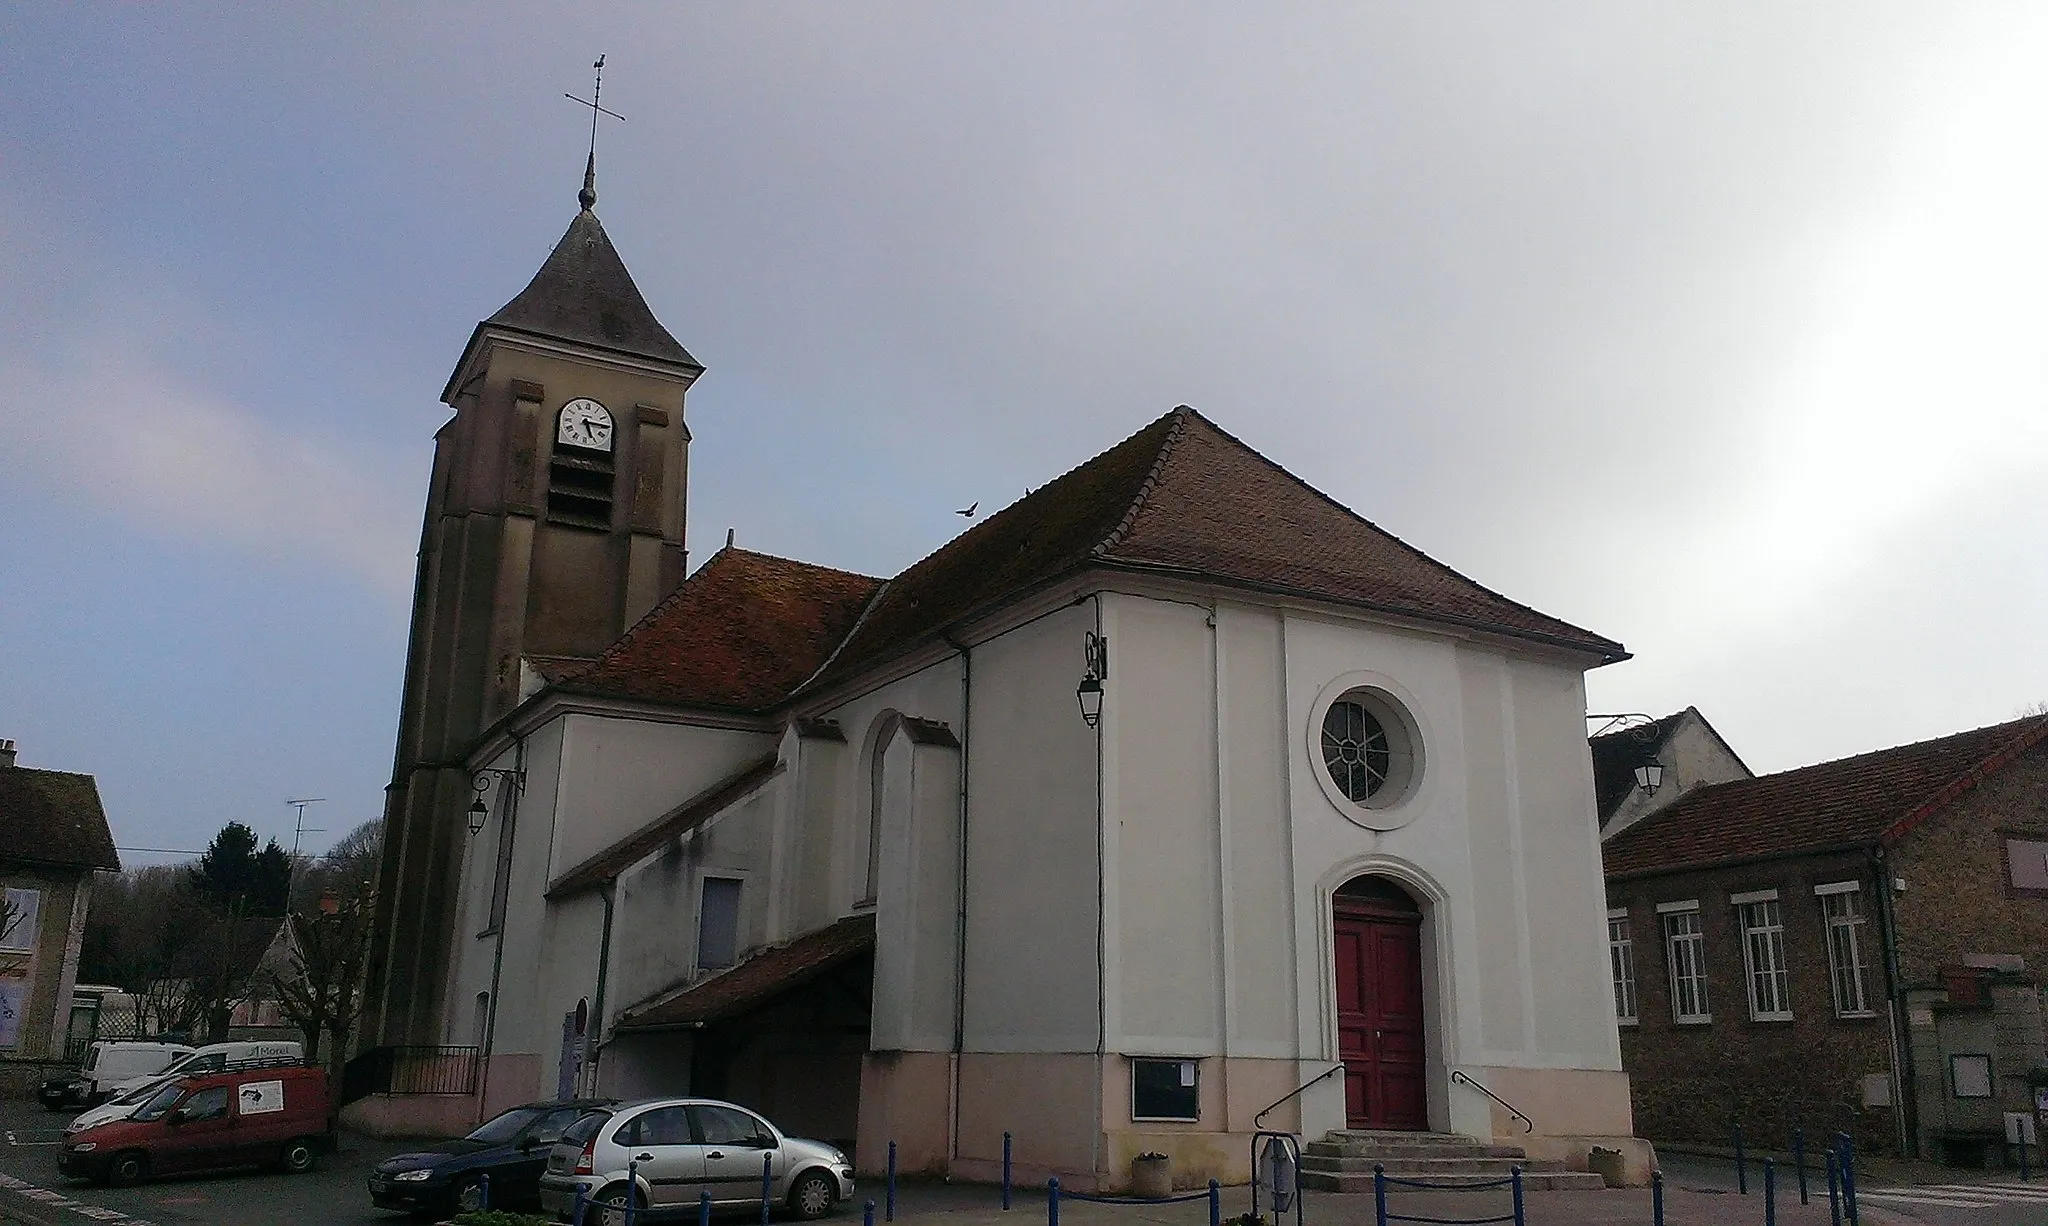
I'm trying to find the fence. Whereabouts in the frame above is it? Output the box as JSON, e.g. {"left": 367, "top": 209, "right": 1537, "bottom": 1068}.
{"left": 339, "top": 1044, "right": 479, "bottom": 1103}
{"left": 1372, "top": 1165, "right": 1522, "bottom": 1226}
{"left": 1048, "top": 1177, "right": 1224, "bottom": 1226}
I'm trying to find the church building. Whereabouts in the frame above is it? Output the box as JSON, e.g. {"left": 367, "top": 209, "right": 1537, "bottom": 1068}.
{"left": 364, "top": 168, "right": 1651, "bottom": 1190}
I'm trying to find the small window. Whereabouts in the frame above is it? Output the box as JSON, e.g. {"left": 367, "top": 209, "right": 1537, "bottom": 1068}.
{"left": 1317, "top": 690, "right": 1419, "bottom": 809}
{"left": 1818, "top": 885, "right": 1873, "bottom": 1017}
{"left": 1, "top": 888, "right": 41, "bottom": 952}
{"left": 1661, "top": 905, "right": 1711, "bottom": 1023}
{"left": 1608, "top": 911, "right": 1638, "bottom": 1024}
{"left": 697, "top": 876, "right": 743, "bottom": 971}
{"left": 1737, "top": 897, "right": 1792, "bottom": 1021}
{"left": 563, "top": 1110, "right": 611, "bottom": 1147}
{"left": 1952, "top": 1054, "right": 1994, "bottom": 1099}
{"left": 1131, "top": 1058, "right": 1200, "bottom": 1122}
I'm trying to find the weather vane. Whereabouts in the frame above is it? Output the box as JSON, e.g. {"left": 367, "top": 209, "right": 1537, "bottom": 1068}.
{"left": 564, "top": 55, "right": 625, "bottom": 209}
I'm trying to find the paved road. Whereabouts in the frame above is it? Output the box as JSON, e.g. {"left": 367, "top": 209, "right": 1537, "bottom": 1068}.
{"left": 1654, "top": 1148, "right": 2048, "bottom": 1226}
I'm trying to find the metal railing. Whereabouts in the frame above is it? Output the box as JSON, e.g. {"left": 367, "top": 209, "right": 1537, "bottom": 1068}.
{"left": 1255, "top": 1063, "right": 1344, "bottom": 1131}
{"left": 340, "top": 1044, "right": 480, "bottom": 1103}
{"left": 1450, "top": 1069, "right": 1532, "bottom": 1133}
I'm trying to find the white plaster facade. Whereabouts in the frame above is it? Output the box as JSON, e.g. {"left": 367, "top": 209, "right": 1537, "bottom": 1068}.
{"left": 433, "top": 572, "right": 1643, "bottom": 1188}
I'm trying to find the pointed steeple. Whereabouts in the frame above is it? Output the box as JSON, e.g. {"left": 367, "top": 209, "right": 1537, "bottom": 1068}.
{"left": 477, "top": 202, "right": 697, "bottom": 371}
{"left": 579, "top": 149, "right": 598, "bottom": 212}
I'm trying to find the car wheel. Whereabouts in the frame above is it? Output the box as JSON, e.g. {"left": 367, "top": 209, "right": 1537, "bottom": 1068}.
{"left": 594, "top": 1183, "right": 642, "bottom": 1226}
{"left": 788, "top": 1169, "right": 837, "bottom": 1220}
{"left": 278, "top": 1138, "right": 318, "bottom": 1174}
{"left": 454, "top": 1175, "right": 489, "bottom": 1212}
{"left": 107, "top": 1151, "right": 149, "bottom": 1187}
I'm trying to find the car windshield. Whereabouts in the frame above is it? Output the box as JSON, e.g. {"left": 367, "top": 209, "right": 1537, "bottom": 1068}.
{"left": 467, "top": 1107, "right": 547, "bottom": 1145}
{"left": 129, "top": 1083, "right": 185, "bottom": 1123}
{"left": 114, "top": 1076, "right": 172, "bottom": 1105}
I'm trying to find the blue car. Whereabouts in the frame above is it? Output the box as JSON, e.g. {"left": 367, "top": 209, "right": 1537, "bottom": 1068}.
{"left": 370, "top": 1099, "right": 613, "bottom": 1219}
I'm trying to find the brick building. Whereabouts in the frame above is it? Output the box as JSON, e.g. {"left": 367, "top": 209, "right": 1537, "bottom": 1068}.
{"left": 1603, "top": 714, "right": 2048, "bottom": 1159}
{"left": 0, "top": 739, "right": 120, "bottom": 1094}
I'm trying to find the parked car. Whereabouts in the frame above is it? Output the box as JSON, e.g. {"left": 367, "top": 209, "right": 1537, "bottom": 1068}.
{"left": 67, "top": 1044, "right": 306, "bottom": 1134}
{"left": 538, "top": 1098, "right": 853, "bottom": 1225}
{"left": 76, "top": 1041, "right": 195, "bottom": 1105}
{"left": 56, "top": 1064, "right": 334, "bottom": 1187}
{"left": 38, "top": 1072, "right": 92, "bottom": 1112}
{"left": 367, "top": 1098, "right": 613, "bottom": 1219}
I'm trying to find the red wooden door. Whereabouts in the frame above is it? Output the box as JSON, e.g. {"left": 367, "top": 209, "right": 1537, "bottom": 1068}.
{"left": 1334, "top": 905, "right": 1428, "bottom": 1130}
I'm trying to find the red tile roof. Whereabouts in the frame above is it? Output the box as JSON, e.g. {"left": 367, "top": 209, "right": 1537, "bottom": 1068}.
{"left": 551, "top": 549, "right": 881, "bottom": 712}
{"left": 1603, "top": 715, "right": 2048, "bottom": 879}
{"left": 806, "top": 407, "right": 1621, "bottom": 692}
{"left": 616, "top": 912, "right": 876, "bottom": 1028}
{"left": 548, "top": 407, "right": 1622, "bottom": 717}
{"left": 0, "top": 767, "right": 119, "bottom": 873}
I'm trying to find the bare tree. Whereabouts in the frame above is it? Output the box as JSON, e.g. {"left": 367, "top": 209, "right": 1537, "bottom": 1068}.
{"left": 270, "top": 892, "right": 376, "bottom": 1073}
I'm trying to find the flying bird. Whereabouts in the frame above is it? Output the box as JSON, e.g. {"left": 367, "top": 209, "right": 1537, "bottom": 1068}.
{"left": 956, "top": 502, "right": 978, "bottom": 517}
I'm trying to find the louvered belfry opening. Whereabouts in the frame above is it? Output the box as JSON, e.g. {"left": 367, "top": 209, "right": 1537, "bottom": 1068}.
{"left": 547, "top": 439, "right": 615, "bottom": 528}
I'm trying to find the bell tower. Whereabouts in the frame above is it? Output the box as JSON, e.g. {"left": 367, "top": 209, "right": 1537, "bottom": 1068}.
{"left": 366, "top": 164, "right": 701, "bottom": 1044}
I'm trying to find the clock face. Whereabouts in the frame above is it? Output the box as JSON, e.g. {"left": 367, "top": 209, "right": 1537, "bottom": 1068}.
{"left": 557, "top": 398, "right": 614, "bottom": 452}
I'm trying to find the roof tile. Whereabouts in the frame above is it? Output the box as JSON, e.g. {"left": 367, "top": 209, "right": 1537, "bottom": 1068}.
{"left": 1603, "top": 715, "right": 2048, "bottom": 878}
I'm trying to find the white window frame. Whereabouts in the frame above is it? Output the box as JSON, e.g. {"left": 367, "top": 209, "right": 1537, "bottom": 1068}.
{"left": 1658, "top": 901, "right": 1711, "bottom": 1024}
{"left": 1608, "top": 908, "right": 1638, "bottom": 1025}
{"left": 1734, "top": 891, "right": 1792, "bottom": 1021}
{"left": 1816, "top": 882, "right": 1875, "bottom": 1018}
{"left": 0, "top": 887, "right": 42, "bottom": 953}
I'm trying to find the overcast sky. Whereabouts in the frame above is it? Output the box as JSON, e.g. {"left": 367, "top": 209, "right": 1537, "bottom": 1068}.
{"left": 3, "top": 4, "right": 2044, "bottom": 862}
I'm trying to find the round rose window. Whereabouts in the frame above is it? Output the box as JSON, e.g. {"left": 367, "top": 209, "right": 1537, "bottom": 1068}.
{"left": 1321, "top": 699, "right": 1393, "bottom": 803}
{"left": 1311, "top": 684, "right": 1423, "bottom": 819}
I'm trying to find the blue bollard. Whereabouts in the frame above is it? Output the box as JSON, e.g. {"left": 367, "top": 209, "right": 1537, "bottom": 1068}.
{"left": 1208, "top": 1178, "right": 1220, "bottom": 1226}
{"left": 1510, "top": 1166, "right": 1524, "bottom": 1226}
{"left": 1825, "top": 1150, "right": 1840, "bottom": 1226}
{"left": 1651, "top": 1170, "right": 1664, "bottom": 1226}
{"left": 479, "top": 1172, "right": 491, "bottom": 1210}
{"left": 627, "top": 1159, "right": 640, "bottom": 1226}
{"left": 1373, "top": 1164, "right": 1388, "bottom": 1226}
{"left": 2023, "top": 1132, "right": 2032, "bottom": 1181}
{"left": 574, "top": 1186, "right": 588, "bottom": 1226}
{"left": 1794, "top": 1127, "right": 1808, "bottom": 1205}
{"left": 1048, "top": 1177, "right": 1060, "bottom": 1226}
{"left": 1838, "top": 1134, "right": 1858, "bottom": 1226}
{"left": 1734, "top": 1124, "right": 1748, "bottom": 1194}
{"left": 865, "top": 1200, "right": 876, "bottom": 1226}
{"left": 702, "top": 1190, "right": 713, "bottom": 1226}
{"left": 761, "top": 1152, "right": 773, "bottom": 1226}
{"left": 1003, "top": 1131, "right": 1013, "bottom": 1210}
{"left": 888, "top": 1141, "right": 898, "bottom": 1222}
{"left": 1764, "top": 1158, "right": 1776, "bottom": 1226}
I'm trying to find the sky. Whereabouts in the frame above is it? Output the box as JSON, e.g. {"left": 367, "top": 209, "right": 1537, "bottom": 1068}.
{"left": 2, "top": 4, "right": 2044, "bottom": 863}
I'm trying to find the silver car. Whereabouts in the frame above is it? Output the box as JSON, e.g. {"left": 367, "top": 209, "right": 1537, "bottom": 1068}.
{"left": 539, "top": 1098, "right": 854, "bottom": 1224}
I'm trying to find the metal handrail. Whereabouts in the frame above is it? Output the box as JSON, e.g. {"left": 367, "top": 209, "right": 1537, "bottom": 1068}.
{"left": 1451, "top": 1069, "right": 1533, "bottom": 1133}
{"left": 1254, "top": 1063, "right": 1344, "bottom": 1131}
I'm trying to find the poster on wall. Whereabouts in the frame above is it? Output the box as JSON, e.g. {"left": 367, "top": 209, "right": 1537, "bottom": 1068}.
{"left": 0, "top": 978, "right": 24, "bottom": 1049}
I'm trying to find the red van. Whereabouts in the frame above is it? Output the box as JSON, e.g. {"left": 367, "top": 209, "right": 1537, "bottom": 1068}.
{"left": 57, "top": 1064, "right": 333, "bottom": 1186}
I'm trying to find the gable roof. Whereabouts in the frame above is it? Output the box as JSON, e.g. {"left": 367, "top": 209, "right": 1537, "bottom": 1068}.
{"left": 484, "top": 208, "right": 698, "bottom": 369}
{"left": 807, "top": 407, "right": 1622, "bottom": 691}
{"left": 551, "top": 548, "right": 882, "bottom": 712}
{"left": 617, "top": 912, "right": 876, "bottom": 1029}
{"left": 1603, "top": 715, "right": 2048, "bottom": 879}
{"left": 0, "top": 767, "right": 119, "bottom": 873}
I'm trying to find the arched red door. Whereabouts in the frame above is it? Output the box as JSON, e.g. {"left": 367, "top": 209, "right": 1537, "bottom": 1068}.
{"left": 1333, "top": 877, "right": 1428, "bottom": 1130}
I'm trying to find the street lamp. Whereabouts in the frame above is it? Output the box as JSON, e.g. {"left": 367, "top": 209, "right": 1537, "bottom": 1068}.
{"left": 1076, "top": 631, "right": 1109, "bottom": 727}
{"left": 1590, "top": 713, "right": 1665, "bottom": 798}
{"left": 1633, "top": 760, "right": 1665, "bottom": 795}
{"left": 467, "top": 768, "right": 524, "bottom": 835}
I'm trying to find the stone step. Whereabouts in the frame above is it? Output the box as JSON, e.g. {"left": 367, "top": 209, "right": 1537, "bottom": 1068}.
{"left": 1300, "top": 1170, "right": 1609, "bottom": 1193}
{"left": 1305, "top": 1140, "right": 1528, "bottom": 1161}
{"left": 1301, "top": 1155, "right": 1568, "bottom": 1176}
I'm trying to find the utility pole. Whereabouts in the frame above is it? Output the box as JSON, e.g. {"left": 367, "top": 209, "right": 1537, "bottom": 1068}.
{"left": 286, "top": 798, "right": 326, "bottom": 902}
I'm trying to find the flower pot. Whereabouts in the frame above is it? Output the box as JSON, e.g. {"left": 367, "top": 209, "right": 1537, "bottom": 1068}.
{"left": 1587, "top": 1146, "right": 1625, "bottom": 1188}
{"left": 1132, "top": 1155, "right": 1173, "bottom": 1199}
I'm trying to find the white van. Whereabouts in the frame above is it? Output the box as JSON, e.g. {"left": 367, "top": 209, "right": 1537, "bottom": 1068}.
{"left": 68, "top": 1040, "right": 304, "bottom": 1132}
{"left": 79, "top": 1042, "right": 194, "bottom": 1102}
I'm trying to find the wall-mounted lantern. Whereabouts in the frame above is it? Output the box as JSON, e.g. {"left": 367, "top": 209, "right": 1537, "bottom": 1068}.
{"left": 467, "top": 768, "right": 525, "bottom": 835}
{"left": 1633, "top": 760, "right": 1665, "bottom": 795}
{"left": 1591, "top": 713, "right": 1665, "bottom": 798}
{"left": 1076, "top": 630, "right": 1110, "bottom": 728}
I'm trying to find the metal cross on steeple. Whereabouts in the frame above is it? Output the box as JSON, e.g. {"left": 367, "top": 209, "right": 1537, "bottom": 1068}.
{"left": 564, "top": 55, "right": 625, "bottom": 210}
